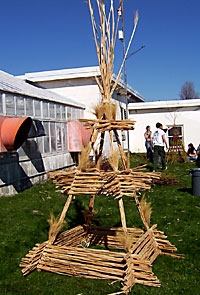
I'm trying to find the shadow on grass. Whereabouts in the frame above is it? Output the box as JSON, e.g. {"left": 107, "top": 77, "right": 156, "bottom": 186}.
{"left": 178, "top": 187, "right": 193, "bottom": 194}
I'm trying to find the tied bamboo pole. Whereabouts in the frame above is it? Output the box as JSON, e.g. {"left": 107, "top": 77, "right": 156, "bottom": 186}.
{"left": 96, "top": 132, "right": 105, "bottom": 169}
{"left": 88, "top": 0, "right": 139, "bottom": 103}
{"left": 113, "top": 129, "right": 127, "bottom": 169}
{"left": 48, "top": 195, "right": 72, "bottom": 245}
{"left": 118, "top": 198, "right": 127, "bottom": 234}
{"left": 133, "top": 192, "right": 149, "bottom": 231}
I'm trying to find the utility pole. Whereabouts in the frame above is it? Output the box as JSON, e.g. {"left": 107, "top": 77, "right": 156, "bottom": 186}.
{"left": 119, "top": 0, "right": 130, "bottom": 153}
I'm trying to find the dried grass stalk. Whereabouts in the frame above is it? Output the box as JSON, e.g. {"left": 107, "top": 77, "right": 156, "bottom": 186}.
{"left": 92, "top": 101, "right": 117, "bottom": 120}
{"left": 48, "top": 213, "right": 66, "bottom": 244}
{"left": 88, "top": 0, "right": 139, "bottom": 102}
{"left": 92, "top": 101, "right": 105, "bottom": 119}
{"left": 140, "top": 195, "right": 152, "bottom": 227}
{"left": 116, "top": 231, "right": 137, "bottom": 252}
{"left": 78, "top": 144, "right": 91, "bottom": 171}
{"left": 105, "top": 101, "right": 117, "bottom": 120}
{"left": 108, "top": 149, "right": 119, "bottom": 171}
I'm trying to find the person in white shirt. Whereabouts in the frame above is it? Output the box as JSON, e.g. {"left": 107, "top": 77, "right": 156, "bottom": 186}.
{"left": 152, "top": 122, "right": 168, "bottom": 171}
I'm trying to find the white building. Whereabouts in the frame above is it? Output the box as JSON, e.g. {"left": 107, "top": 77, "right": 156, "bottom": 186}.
{"left": 0, "top": 70, "right": 84, "bottom": 196}
{"left": 129, "top": 99, "right": 200, "bottom": 153}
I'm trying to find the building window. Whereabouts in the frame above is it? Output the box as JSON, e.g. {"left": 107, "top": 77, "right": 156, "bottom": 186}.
{"left": 50, "top": 122, "right": 56, "bottom": 152}
{"left": 43, "top": 101, "right": 49, "bottom": 118}
{"left": 36, "top": 137, "right": 44, "bottom": 154}
{"left": 43, "top": 121, "right": 50, "bottom": 153}
{"left": 16, "top": 96, "right": 25, "bottom": 116}
{"left": 168, "top": 125, "right": 184, "bottom": 147}
{"left": 61, "top": 105, "right": 66, "bottom": 120}
{"left": 71, "top": 108, "right": 76, "bottom": 120}
{"left": 56, "top": 123, "right": 62, "bottom": 151}
{"left": 5, "top": 93, "right": 15, "bottom": 115}
{"left": 62, "top": 122, "right": 68, "bottom": 151}
{"left": 25, "top": 98, "right": 33, "bottom": 116}
{"left": 49, "top": 102, "right": 55, "bottom": 118}
{"left": 67, "top": 107, "right": 72, "bottom": 120}
{"left": 34, "top": 99, "right": 41, "bottom": 117}
{"left": 56, "top": 104, "right": 61, "bottom": 119}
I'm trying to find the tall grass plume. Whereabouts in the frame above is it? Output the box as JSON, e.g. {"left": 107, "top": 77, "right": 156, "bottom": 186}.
{"left": 48, "top": 213, "right": 66, "bottom": 244}
{"left": 108, "top": 149, "right": 120, "bottom": 171}
{"left": 140, "top": 195, "right": 152, "bottom": 227}
{"left": 78, "top": 144, "right": 91, "bottom": 171}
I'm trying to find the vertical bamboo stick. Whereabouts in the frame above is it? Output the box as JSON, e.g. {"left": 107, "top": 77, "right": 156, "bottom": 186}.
{"left": 96, "top": 132, "right": 105, "bottom": 169}
{"left": 109, "top": 130, "right": 114, "bottom": 156}
{"left": 59, "top": 195, "right": 73, "bottom": 223}
{"left": 48, "top": 195, "right": 73, "bottom": 245}
{"left": 113, "top": 129, "right": 127, "bottom": 169}
{"left": 133, "top": 192, "right": 149, "bottom": 231}
{"left": 118, "top": 198, "right": 127, "bottom": 233}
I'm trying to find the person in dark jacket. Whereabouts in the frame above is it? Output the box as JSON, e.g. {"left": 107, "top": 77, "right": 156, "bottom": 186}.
{"left": 187, "top": 143, "right": 197, "bottom": 162}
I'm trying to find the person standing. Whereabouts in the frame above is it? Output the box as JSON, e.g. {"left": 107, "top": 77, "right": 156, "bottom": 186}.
{"left": 144, "top": 125, "right": 153, "bottom": 161}
{"left": 152, "top": 122, "right": 168, "bottom": 171}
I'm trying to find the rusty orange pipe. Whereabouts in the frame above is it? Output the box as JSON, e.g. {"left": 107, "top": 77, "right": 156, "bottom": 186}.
{"left": 0, "top": 116, "right": 32, "bottom": 151}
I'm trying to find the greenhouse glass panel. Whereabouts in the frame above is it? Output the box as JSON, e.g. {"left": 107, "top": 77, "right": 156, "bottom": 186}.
{"left": 6, "top": 93, "right": 15, "bottom": 115}
{"left": 18, "top": 146, "right": 26, "bottom": 157}
{"left": 26, "top": 98, "right": 33, "bottom": 116}
{"left": 16, "top": 96, "right": 25, "bottom": 116}
{"left": 67, "top": 107, "right": 72, "bottom": 120}
{"left": 34, "top": 99, "right": 41, "bottom": 117}
{"left": 76, "top": 108, "right": 80, "bottom": 119}
{"left": 63, "top": 123, "right": 68, "bottom": 151}
{"left": 56, "top": 104, "right": 61, "bottom": 119}
{"left": 71, "top": 108, "right": 76, "bottom": 120}
{"left": 36, "top": 137, "right": 44, "bottom": 154}
{"left": 61, "top": 105, "right": 66, "bottom": 120}
{"left": 49, "top": 102, "right": 55, "bottom": 118}
{"left": 43, "top": 101, "right": 49, "bottom": 118}
{"left": 56, "top": 123, "right": 62, "bottom": 151}
{"left": 43, "top": 121, "right": 50, "bottom": 153}
{"left": 50, "top": 122, "right": 56, "bottom": 152}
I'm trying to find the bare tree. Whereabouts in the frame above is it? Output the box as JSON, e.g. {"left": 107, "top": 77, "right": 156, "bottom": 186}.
{"left": 179, "top": 81, "right": 199, "bottom": 99}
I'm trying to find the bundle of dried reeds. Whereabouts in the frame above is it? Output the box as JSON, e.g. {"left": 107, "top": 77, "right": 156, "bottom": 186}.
{"left": 88, "top": 0, "right": 138, "bottom": 103}
{"left": 78, "top": 144, "right": 91, "bottom": 171}
{"left": 92, "top": 101, "right": 117, "bottom": 120}
{"left": 140, "top": 195, "right": 152, "bottom": 228}
{"left": 108, "top": 149, "right": 120, "bottom": 171}
{"left": 48, "top": 213, "right": 66, "bottom": 244}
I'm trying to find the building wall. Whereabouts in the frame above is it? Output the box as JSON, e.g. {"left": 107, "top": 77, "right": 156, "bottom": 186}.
{"left": 129, "top": 108, "right": 200, "bottom": 153}
{"left": 0, "top": 152, "right": 74, "bottom": 196}
{"left": 0, "top": 90, "right": 83, "bottom": 196}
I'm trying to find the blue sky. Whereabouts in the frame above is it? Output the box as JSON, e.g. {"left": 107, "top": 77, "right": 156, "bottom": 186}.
{"left": 0, "top": 0, "right": 200, "bottom": 101}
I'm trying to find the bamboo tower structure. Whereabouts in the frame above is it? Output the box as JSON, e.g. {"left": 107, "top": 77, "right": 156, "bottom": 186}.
{"left": 166, "top": 128, "right": 187, "bottom": 164}
{"left": 20, "top": 1, "right": 183, "bottom": 294}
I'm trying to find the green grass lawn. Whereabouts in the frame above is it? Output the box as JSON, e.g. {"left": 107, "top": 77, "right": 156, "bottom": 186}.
{"left": 0, "top": 155, "right": 199, "bottom": 295}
